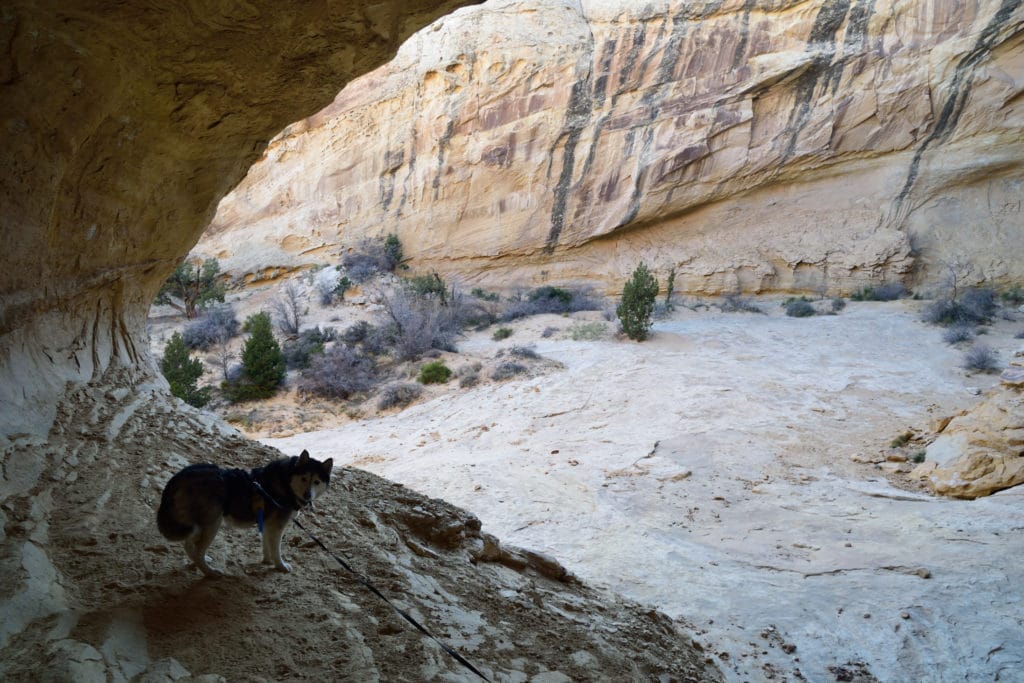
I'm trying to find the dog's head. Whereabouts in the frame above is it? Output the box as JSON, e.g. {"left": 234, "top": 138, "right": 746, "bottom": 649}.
{"left": 289, "top": 450, "right": 333, "bottom": 509}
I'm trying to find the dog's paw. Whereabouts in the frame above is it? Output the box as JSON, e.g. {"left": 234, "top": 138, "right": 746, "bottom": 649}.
{"left": 275, "top": 561, "right": 292, "bottom": 573}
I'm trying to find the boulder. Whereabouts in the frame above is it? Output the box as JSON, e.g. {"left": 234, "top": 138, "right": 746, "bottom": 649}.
{"left": 913, "top": 387, "right": 1024, "bottom": 499}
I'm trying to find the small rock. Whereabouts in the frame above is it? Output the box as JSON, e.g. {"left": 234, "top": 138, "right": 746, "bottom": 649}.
{"left": 782, "top": 643, "right": 797, "bottom": 654}
{"left": 916, "top": 568, "right": 932, "bottom": 579}
{"left": 900, "top": 612, "right": 910, "bottom": 620}
{"left": 886, "top": 453, "right": 908, "bottom": 463}
{"left": 1000, "top": 367, "right": 1024, "bottom": 388}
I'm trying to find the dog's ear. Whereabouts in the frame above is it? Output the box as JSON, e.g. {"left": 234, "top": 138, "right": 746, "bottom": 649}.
{"left": 323, "top": 458, "right": 333, "bottom": 473}
{"left": 298, "top": 450, "right": 310, "bottom": 465}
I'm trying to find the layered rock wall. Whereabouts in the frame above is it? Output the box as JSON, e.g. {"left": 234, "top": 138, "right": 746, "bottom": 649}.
{"left": 0, "top": 0, "right": 478, "bottom": 444}
{"left": 203, "top": 0, "right": 1024, "bottom": 294}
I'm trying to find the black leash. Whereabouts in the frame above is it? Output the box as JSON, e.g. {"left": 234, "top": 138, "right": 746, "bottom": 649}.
{"left": 250, "top": 480, "right": 491, "bottom": 682}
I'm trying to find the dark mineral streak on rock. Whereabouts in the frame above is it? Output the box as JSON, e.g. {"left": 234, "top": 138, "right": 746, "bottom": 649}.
{"left": 892, "top": 0, "right": 1023, "bottom": 219}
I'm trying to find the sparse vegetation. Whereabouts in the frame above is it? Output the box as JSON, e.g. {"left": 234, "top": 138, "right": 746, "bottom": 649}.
{"left": 509, "top": 346, "right": 540, "bottom": 360}
{"left": 154, "top": 257, "right": 226, "bottom": 319}
{"left": 541, "top": 326, "right": 559, "bottom": 338}
{"left": 942, "top": 325, "right": 975, "bottom": 345}
{"left": 417, "top": 360, "right": 452, "bottom": 384}
{"left": 341, "top": 320, "right": 373, "bottom": 345}
{"left": 376, "top": 283, "right": 466, "bottom": 361}
{"left": 500, "top": 286, "right": 599, "bottom": 321}
{"left": 922, "top": 287, "right": 997, "bottom": 327}
{"left": 850, "top": 283, "right": 905, "bottom": 301}
{"left": 617, "top": 262, "right": 659, "bottom": 341}
{"left": 491, "top": 361, "right": 528, "bottom": 381}
{"left": 911, "top": 451, "right": 927, "bottom": 464}
{"left": 283, "top": 326, "right": 336, "bottom": 370}
{"left": 407, "top": 273, "right": 450, "bottom": 303}
{"left": 223, "top": 312, "right": 286, "bottom": 402}
{"left": 493, "top": 327, "right": 513, "bottom": 341}
{"left": 328, "top": 274, "right": 353, "bottom": 304}
{"left": 962, "top": 344, "right": 1000, "bottom": 373}
{"left": 182, "top": 305, "right": 239, "bottom": 350}
{"left": 342, "top": 234, "right": 403, "bottom": 282}
{"left": 720, "top": 294, "right": 764, "bottom": 314}
{"left": 890, "top": 432, "right": 913, "bottom": 449}
{"left": 569, "top": 321, "right": 607, "bottom": 341}
{"left": 458, "top": 365, "right": 481, "bottom": 388}
{"left": 784, "top": 297, "right": 816, "bottom": 318}
{"left": 297, "top": 344, "right": 377, "bottom": 399}
{"left": 471, "top": 287, "right": 500, "bottom": 302}
{"left": 378, "top": 382, "right": 422, "bottom": 410}
{"left": 161, "top": 331, "right": 211, "bottom": 407}
{"left": 1001, "top": 284, "right": 1024, "bottom": 306}
{"left": 830, "top": 297, "right": 847, "bottom": 313}
{"left": 664, "top": 267, "right": 676, "bottom": 312}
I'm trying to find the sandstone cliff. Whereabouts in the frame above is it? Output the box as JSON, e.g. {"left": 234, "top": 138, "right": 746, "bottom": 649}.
{"left": 0, "top": 0, "right": 477, "bottom": 444}
{"left": 0, "top": 2, "right": 719, "bottom": 679}
{"left": 203, "top": 0, "right": 1024, "bottom": 294}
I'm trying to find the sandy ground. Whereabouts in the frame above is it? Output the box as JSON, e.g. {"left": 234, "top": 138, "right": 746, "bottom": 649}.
{"left": 264, "top": 300, "right": 1024, "bottom": 682}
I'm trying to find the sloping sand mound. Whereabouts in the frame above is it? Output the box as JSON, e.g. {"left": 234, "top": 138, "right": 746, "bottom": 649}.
{"left": 0, "top": 368, "right": 718, "bottom": 681}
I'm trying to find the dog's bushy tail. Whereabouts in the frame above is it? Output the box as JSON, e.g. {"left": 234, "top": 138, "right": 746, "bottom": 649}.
{"left": 157, "top": 483, "right": 193, "bottom": 541}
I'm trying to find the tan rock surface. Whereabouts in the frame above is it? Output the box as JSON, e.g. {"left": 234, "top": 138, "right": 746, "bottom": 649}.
{"left": 915, "top": 351, "right": 1024, "bottom": 498}
{"left": 204, "top": 0, "right": 1024, "bottom": 293}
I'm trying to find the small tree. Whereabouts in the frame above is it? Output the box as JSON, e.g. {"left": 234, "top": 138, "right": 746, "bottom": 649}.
{"left": 211, "top": 328, "right": 235, "bottom": 382}
{"left": 224, "top": 312, "right": 285, "bottom": 402}
{"left": 664, "top": 267, "right": 676, "bottom": 312}
{"left": 384, "top": 233, "right": 403, "bottom": 271}
{"left": 272, "top": 282, "right": 304, "bottom": 336}
{"left": 332, "top": 275, "right": 353, "bottom": 302}
{"left": 161, "top": 332, "right": 211, "bottom": 407}
{"left": 617, "top": 262, "right": 659, "bottom": 341}
{"left": 155, "top": 258, "right": 225, "bottom": 319}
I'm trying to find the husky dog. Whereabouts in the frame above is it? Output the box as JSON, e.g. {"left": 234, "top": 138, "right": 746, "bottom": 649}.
{"left": 157, "top": 450, "right": 333, "bottom": 577}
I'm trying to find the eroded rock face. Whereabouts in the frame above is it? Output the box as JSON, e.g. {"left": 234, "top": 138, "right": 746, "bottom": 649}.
{"left": 914, "top": 348, "right": 1024, "bottom": 498}
{"left": 203, "top": 0, "right": 1024, "bottom": 294}
{"left": 0, "top": 0, "right": 478, "bottom": 444}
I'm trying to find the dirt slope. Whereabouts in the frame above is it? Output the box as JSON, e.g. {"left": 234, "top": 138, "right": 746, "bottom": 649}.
{"left": 0, "top": 369, "right": 719, "bottom": 681}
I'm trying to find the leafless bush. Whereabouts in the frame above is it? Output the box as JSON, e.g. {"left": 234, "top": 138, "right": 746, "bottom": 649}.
{"left": 183, "top": 305, "right": 239, "bottom": 350}
{"left": 283, "top": 326, "right": 336, "bottom": 370}
{"left": 342, "top": 234, "right": 402, "bottom": 283}
{"left": 500, "top": 286, "right": 601, "bottom": 321}
{"left": 458, "top": 366, "right": 480, "bottom": 388}
{"left": 942, "top": 325, "right": 974, "bottom": 345}
{"left": 491, "top": 361, "right": 527, "bottom": 381}
{"left": 341, "top": 320, "right": 373, "bottom": 345}
{"left": 375, "top": 284, "right": 474, "bottom": 361}
{"left": 962, "top": 344, "right": 999, "bottom": 373}
{"left": 719, "top": 294, "right": 764, "bottom": 314}
{"left": 272, "top": 282, "right": 305, "bottom": 336}
{"left": 377, "top": 382, "right": 422, "bottom": 410}
{"left": 297, "top": 344, "right": 377, "bottom": 399}
{"left": 509, "top": 346, "right": 540, "bottom": 360}
{"left": 923, "top": 287, "right": 997, "bottom": 327}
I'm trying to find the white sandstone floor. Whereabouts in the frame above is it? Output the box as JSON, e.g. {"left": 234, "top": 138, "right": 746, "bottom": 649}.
{"left": 267, "top": 302, "right": 1024, "bottom": 682}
